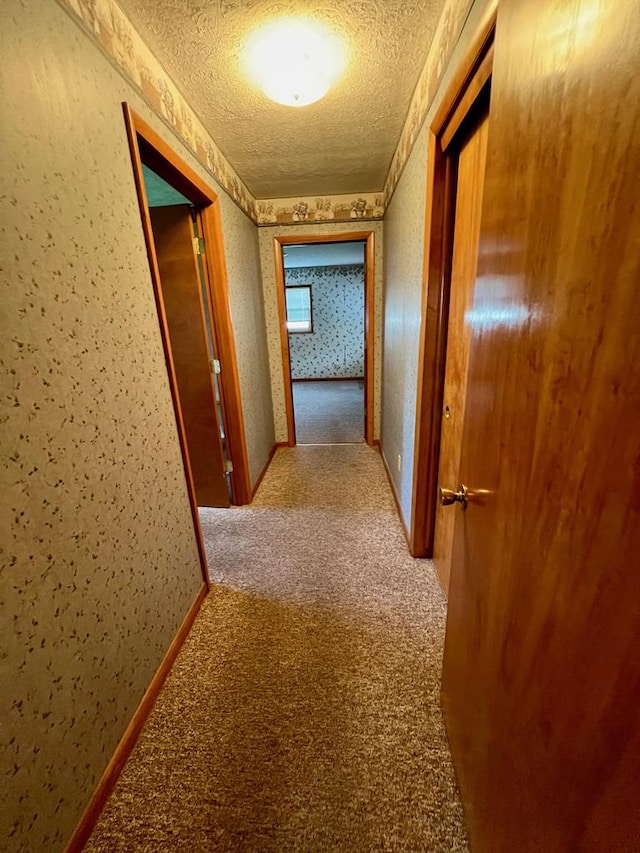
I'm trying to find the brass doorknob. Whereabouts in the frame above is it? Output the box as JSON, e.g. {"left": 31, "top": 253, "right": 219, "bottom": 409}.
{"left": 439, "top": 484, "right": 468, "bottom": 508}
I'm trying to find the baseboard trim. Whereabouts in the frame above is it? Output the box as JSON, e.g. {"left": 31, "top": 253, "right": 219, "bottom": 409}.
{"left": 379, "top": 446, "right": 411, "bottom": 548}
{"left": 251, "top": 443, "right": 279, "bottom": 498}
{"left": 291, "top": 376, "right": 365, "bottom": 383}
{"left": 64, "top": 582, "right": 208, "bottom": 853}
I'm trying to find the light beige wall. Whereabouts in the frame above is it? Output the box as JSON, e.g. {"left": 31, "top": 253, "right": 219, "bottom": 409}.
{"left": 258, "top": 222, "right": 384, "bottom": 442}
{"left": 380, "top": 0, "right": 493, "bottom": 532}
{"left": 381, "top": 127, "right": 429, "bottom": 522}
{"left": 0, "top": 2, "right": 271, "bottom": 850}
{"left": 218, "top": 198, "right": 275, "bottom": 485}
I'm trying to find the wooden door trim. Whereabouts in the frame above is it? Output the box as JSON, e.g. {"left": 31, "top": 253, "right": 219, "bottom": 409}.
{"left": 409, "top": 3, "right": 497, "bottom": 558}
{"left": 273, "top": 231, "right": 376, "bottom": 446}
{"left": 198, "top": 202, "right": 251, "bottom": 504}
{"left": 192, "top": 207, "right": 239, "bottom": 497}
{"left": 123, "top": 104, "right": 251, "bottom": 509}
{"left": 364, "top": 233, "right": 376, "bottom": 446}
{"left": 273, "top": 238, "right": 297, "bottom": 445}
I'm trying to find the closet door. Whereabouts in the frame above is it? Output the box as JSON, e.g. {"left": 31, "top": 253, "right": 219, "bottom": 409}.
{"left": 150, "top": 205, "right": 229, "bottom": 508}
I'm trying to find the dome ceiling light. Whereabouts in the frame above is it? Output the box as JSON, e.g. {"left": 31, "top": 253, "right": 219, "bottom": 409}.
{"left": 244, "top": 19, "right": 347, "bottom": 108}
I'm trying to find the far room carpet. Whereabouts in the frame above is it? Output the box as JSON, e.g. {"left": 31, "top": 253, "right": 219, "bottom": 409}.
{"left": 85, "top": 445, "right": 469, "bottom": 852}
{"left": 292, "top": 379, "right": 364, "bottom": 444}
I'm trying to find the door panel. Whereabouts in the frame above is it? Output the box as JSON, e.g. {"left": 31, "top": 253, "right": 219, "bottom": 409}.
{"left": 441, "top": 0, "right": 640, "bottom": 850}
{"left": 433, "top": 109, "right": 489, "bottom": 594}
{"left": 150, "top": 205, "right": 229, "bottom": 508}
{"left": 193, "top": 216, "right": 231, "bottom": 471}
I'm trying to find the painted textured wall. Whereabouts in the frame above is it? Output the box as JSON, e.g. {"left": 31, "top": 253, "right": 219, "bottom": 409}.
{"left": 259, "top": 222, "right": 383, "bottom": 443}
{"left": 221, "top": 197, "right": 275, "bottom": 485}
{"left": 0, "top": 1, "right": 272, "bottom": 850}
{"left": 380, "top": 0, "right": 493, "bottom": 532}
{"left": 285, "top": 265, "right": 365, "bottom": 380}
{"left": 381, "top": 127, "right": 429, "bottom": 525}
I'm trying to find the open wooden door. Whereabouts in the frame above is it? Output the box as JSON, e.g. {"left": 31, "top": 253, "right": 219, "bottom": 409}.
{"left": 149, "top": 205, "right": 229, "bottom": 508}
{"left": 441, "top": 0, "right": 640, "bottom": 850}
{"left": 432, "top": 103, "right": 489, "bottom": 594}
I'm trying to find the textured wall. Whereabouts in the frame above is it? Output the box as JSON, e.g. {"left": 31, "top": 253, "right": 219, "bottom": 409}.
{"left": 0, "top": 1, "right": 271, "bottom": 850}
{"left": 220, "top": 196, "right": 275, "bottom": 485}
{"left": 285, "top": 265, "right": 365, "bottom": 379}
{"left": 381, "top": 128, "right": 429, "bottom": 524}
{"left": 259, "top": 222, "right": 383, "bottom": 442}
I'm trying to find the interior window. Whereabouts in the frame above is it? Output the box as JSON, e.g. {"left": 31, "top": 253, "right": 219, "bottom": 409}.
{"left": 285, "top": 285, "right": 313, "bottom": 333}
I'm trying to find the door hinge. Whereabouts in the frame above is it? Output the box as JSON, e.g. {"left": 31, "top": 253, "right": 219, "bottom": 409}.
{"left": 224, "top": 459, "right": 234, "bottom": 474}
{"left": 193, "top": 236, "right": 205, "bottom": 255}
{"left": 210, "top": 358, "right": 221, "bottom": 375}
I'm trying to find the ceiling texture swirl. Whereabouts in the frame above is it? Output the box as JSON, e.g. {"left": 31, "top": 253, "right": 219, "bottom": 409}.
{"left": 117, "top": 0, "right": 448, "bottom": 199}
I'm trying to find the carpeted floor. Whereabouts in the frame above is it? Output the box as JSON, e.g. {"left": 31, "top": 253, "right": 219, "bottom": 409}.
{"left": 292, "top": 380, "right": 364, "bottom": 444}
{"left": 85, "top": 446, "right": 468, "bottom": 852}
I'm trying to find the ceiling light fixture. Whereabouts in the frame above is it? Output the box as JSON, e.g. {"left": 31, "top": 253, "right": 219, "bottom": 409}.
{"left": 244, "top": 19, "right": 347, "bottom": 108}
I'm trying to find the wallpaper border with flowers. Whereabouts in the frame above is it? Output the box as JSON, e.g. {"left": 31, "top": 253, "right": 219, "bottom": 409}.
{"left": 56, "top": 0, "right": 257, "bottom": 218}
{"left": 256, "top": 193, "right": 384, "bottom": 225}
{"left": 382, "top": 0, "right": 474, "bottom": 207}
{"left": 57, "top": 0, "right": 473, "bottom": 226}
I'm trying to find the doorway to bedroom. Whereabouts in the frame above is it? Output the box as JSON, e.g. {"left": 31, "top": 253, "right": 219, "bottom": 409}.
{"left": 282, "top": 239, "right": 367, "bottom": 445}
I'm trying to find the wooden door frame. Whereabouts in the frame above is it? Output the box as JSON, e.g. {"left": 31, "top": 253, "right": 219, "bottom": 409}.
{"left": 123, "top": 104, "right": 252, "bottom": 581}
{"left": 273, "top": 231, "right": 376, "bottom": 446}
{"left": 409, "top": 3, "right": 497, "bottom": 558}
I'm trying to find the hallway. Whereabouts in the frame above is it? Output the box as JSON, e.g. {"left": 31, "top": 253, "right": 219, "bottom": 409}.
{"left": 85, "top": 446, "right": 468, "bottom": 851}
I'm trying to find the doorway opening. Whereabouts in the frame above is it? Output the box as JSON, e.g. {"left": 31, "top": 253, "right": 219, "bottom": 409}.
{"left": 274, "top": 232, "right": 376, "bottom": 446}
{"left": 409, "top": 13, "right": 495, "bottom": 573}
{"left": 123, "top": 104, "right": 252, "bottom": 582}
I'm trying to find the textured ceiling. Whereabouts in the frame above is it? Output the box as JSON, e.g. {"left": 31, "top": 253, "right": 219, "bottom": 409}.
{"left": 283, "top": 241, "right": 365, "bottom": 268}
{"left": 118, "top": 0, "right": 447, "bottom": 199}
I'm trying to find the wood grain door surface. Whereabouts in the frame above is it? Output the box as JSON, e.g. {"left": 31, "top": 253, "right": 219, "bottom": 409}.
{"left": 433, "top": 108, "right": 489, "bottom": 595}
{"left": 441, "top": 0, "right": 640, "bottom": 850}
{"left": 150, "top": 205, "right": 229, "bottom": 508}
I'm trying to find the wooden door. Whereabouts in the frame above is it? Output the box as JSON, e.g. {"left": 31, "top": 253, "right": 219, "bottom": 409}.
{"left": 441, "top": 0, "right": 640, "bottom": 850}
{"left": 432, "top": 107, "right": 489, "bottom": 594}
{"left": 150, "top": 205, "right": 229, "bottom": 508}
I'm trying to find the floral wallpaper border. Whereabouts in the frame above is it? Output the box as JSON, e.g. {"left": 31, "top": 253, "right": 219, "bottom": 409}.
{"left": 57, "top": 0, "right": 257, "bottom": 219}
{"left": 58, "top": 0, "right": 473, "bottom": 225}
{"left": 382, "top": 0, "right": 474, "bottom": 206}
{"left": 256, "top": 193, "right": 384, "bottom": 225}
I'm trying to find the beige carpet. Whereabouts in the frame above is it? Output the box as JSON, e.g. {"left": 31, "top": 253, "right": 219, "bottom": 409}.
{"left": 292, "top": 380, "right": 364, "bottom": 444}
{"left": 85, "top": 446, "right": 468, "bottom": 852}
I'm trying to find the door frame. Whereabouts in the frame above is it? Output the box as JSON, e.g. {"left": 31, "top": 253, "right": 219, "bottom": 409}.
{"left": 273, "top": 231, "right": 376, "bottom": 446}
{"left": 409, "top": 3, "right": 497, "bottom": 558}
{"left": 123, "top": 104, "right": 252, "bottom": 581}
